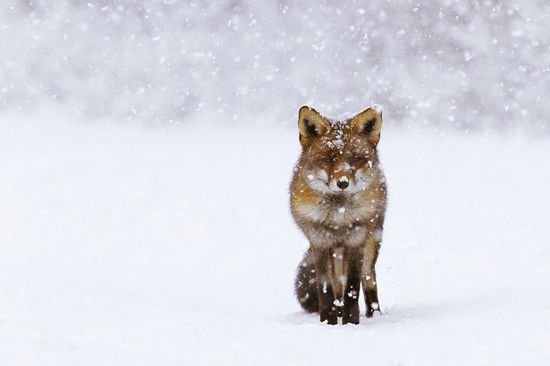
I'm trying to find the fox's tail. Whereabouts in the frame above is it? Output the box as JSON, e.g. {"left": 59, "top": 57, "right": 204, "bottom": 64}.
{"left": 294, "top": 249, "right": 319, "bottom": 313}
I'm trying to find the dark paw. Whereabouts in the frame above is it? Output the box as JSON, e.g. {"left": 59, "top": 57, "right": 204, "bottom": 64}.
{"left": 365, "top": 301, "right": 381, "bottom": 318}
{"left": 342, "top": 299, "right": 360, "bottom": 324}
{"left": 320, "top": 308, "right": 338, "bottom": 325}
{"left": 342, "top": 309, "right": 360, "bottom": 324}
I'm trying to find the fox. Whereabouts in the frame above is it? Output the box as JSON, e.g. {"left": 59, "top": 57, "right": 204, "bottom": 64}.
{"left": 290, "top": 106, "right": 387, "bottom": 325}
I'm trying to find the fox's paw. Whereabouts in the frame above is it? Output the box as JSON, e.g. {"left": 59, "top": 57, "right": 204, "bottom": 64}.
{"left": 319, "top": 308, "right": 338, "bottom": 325}
{"left": 365, "top": 301, "right": 381, "bottom": 318}
{"left": 342, "top": 302, "right": 360, "bottom": 325}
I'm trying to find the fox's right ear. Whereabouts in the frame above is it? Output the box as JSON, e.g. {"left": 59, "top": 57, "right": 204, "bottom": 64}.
{"left": 298, "top": 106, "right": 330, "bottom": 148}
{"left": 351, "top": 107, "right": 383, "bottom": 146}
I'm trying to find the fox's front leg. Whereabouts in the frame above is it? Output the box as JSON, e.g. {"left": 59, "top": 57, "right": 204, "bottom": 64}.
{"left": 362, "top": 238, "right": 381, "bottom": 318}
{"left": 312, "top": 247, "right": 338, "bottom": 324}
{"left": 342, "top": 247, "right": 362, "bottom": 324}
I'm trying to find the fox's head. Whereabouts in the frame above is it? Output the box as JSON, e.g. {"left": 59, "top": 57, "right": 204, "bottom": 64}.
{"left": 296, "top": 106, "right": 383, "bottom": 195}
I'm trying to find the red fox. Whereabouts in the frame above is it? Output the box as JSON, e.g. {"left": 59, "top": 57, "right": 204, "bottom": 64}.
{"left": 290, "top": 106, "right": 387, "bottom": 325}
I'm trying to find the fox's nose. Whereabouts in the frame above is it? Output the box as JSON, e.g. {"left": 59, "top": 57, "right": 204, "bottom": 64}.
{"left": 337, "top": 179, "right": 349, "bottom": 190}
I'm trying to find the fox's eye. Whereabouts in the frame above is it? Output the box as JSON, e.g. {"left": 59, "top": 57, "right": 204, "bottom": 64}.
{"left": 314, "top": 153, "right": 332, "bottom": 165}
{"left": 350, "top": 156, "right": 363, "bottom": 165}
{"left": 316, "top": 155, "right": 334, "bottom": 165}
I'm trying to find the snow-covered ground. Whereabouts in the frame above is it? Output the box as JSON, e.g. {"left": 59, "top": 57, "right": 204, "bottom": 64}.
{"left": 1, "top": 111, "right": 549, "bottom": 365}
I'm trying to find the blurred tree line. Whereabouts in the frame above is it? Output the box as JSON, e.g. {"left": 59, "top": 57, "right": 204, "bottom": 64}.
{"left": 1, "top": 0, "right": 548, "bottom": 131}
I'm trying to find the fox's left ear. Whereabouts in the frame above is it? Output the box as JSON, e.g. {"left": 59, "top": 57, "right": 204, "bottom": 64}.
{"left": 351, "top": 107, "right": 383, "bottom": 145}
{"left": 297, "top": 106, "right": 330, "bottom": 148}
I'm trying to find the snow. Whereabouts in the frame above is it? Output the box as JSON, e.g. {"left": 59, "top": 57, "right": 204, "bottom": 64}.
{"left": 325, "top": 128, "right": 346, "bottom": 151}
{"left": 1, "top": 110, "right": 549, "bottom": 365}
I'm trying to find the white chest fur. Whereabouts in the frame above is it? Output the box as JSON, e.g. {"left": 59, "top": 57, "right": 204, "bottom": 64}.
{"left": 294, "top": 194, "right": 377, "bottom": 248}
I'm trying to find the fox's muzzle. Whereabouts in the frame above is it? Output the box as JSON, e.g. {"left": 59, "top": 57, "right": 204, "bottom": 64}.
{"left": 332, "top": 170, "right": 353, "bottom": 191}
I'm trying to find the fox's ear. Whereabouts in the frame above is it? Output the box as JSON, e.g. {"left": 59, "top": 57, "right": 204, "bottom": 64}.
{"left": 298, "top": 106, "right": 330, "bottom": 148}
{"left": 351, "top": 107, "right": 383, "bottom": 145}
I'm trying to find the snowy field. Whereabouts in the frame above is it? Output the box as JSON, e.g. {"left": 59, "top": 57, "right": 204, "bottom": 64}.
{"left": 1, "top": 111, "right": 549, "bottom": 365}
